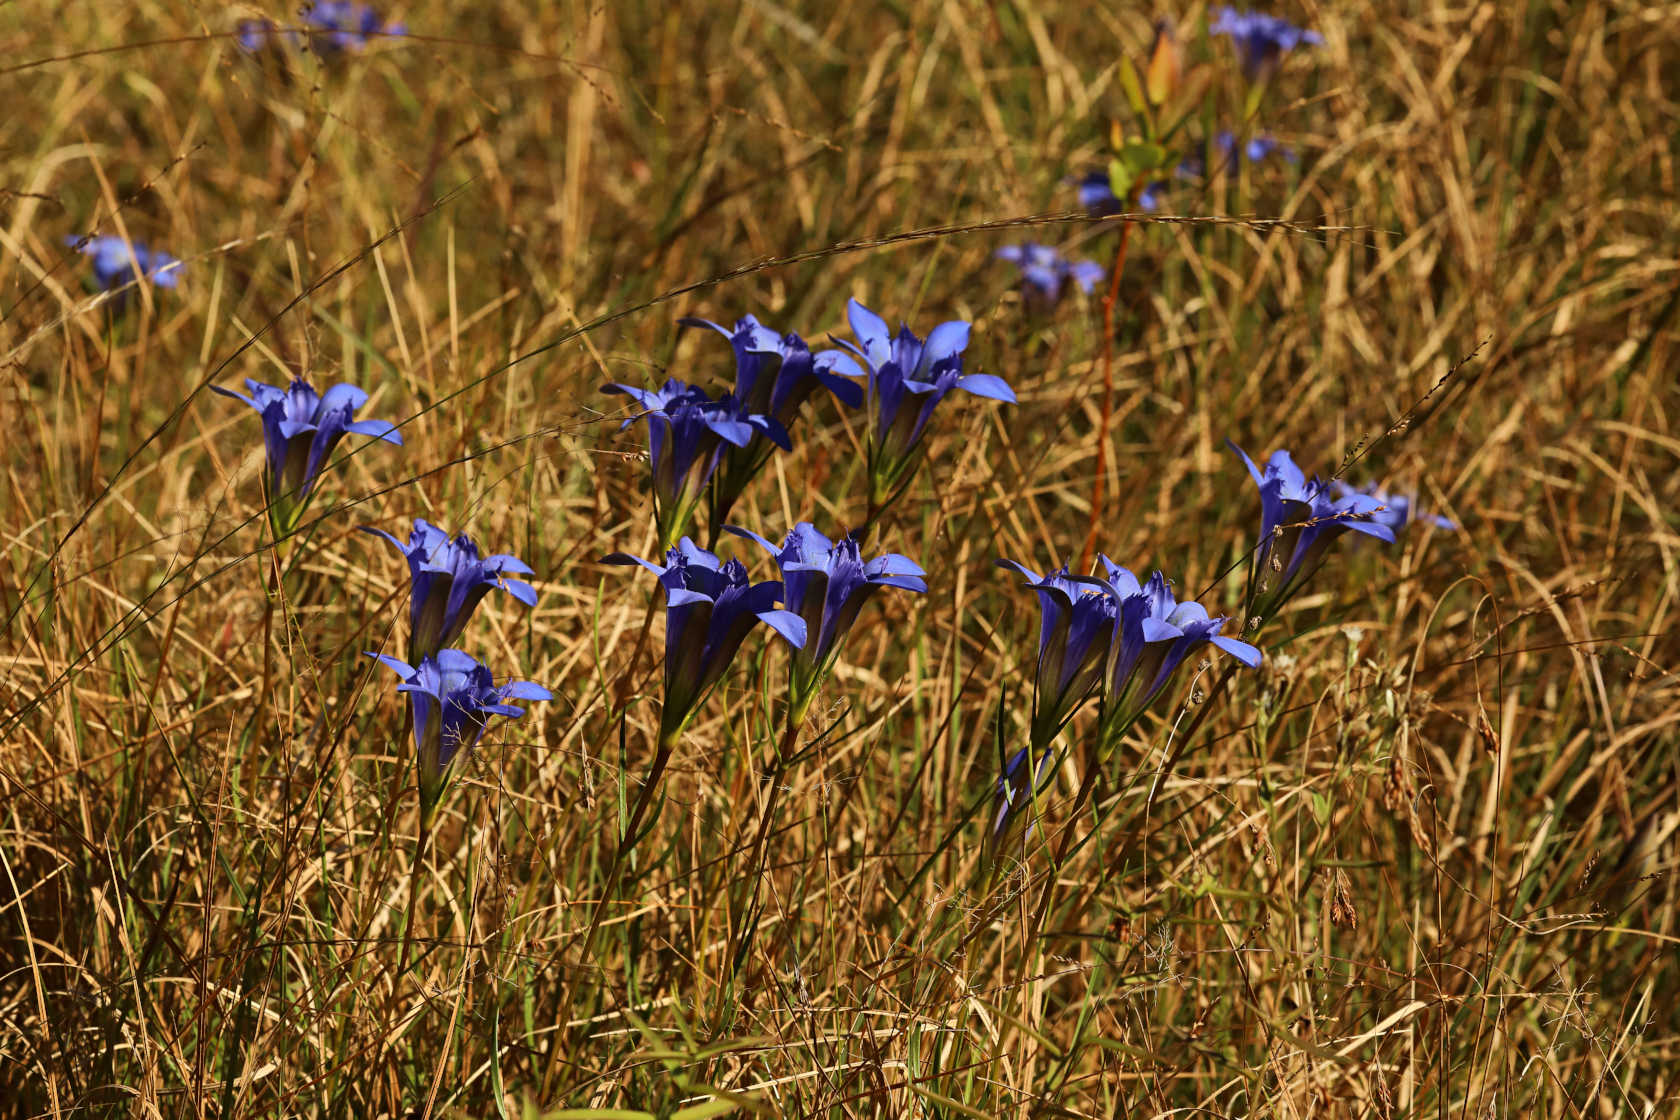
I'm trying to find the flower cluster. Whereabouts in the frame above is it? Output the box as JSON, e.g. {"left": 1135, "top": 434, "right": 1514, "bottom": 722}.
{"left": 237, "top": 2, "right": 406, "bottom": 57}
{"left": 609, "top": 302, "right": 1011, "bottom": 545}
{"left": 671, "top": 316, "right": 862, "bottom": 528}
{"left": 212, "top": 378, "right": 402, "bottom": 532}
{"left": 991, "top": 555, "right": 1261, "bottom": 840}
{"left": 364, "top": 519, "right": 545, "bottom": 819}
{"left": 67, "top": 235, "right": 182, "bottom": 296}
{"left": 605, "top": 379, "right": 786, "bottom": 549}
{"left": 994, "top": 243, "right": 1105, "bottom": 304}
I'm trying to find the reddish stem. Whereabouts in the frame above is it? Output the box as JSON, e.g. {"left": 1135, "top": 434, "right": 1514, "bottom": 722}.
{"left": 1079, "top": 217, "right": 1135, "bottom": 572}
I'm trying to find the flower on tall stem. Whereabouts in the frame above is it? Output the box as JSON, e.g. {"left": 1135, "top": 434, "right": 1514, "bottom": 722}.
{"left": 1228, "top": 441, "right": 1395, "bottom": 621}
{"left": 817, "top": 298, "right": 1015, "bottom": 518}
{"left": 603, "top": 537, "right": 806, "bottom": 748}
{"left": 1209, "top": 7, "right": 1323, "bottom": 81}
{"left": 213, "top": 377, "right": 402, "bottom": 537}
{"left": 728, "top": 522, "right": 926, "bottom": 733}
{"left": 367, "top": 648, "right": 551, "bottom": 823}
{"left": 1094, "top": 559, "right": 1261, "bottom": 744}
{"left": 677, "top": 316, "right": 862, "bottom": 531}
{"left": 365, "top": 519, "right": 537, "bottom": 661}
{"left": 604, "top": 379, "right": 788, "bottom": 549}
{"left": 994, "top": 242, "right": 1105, "bottom": 305}
{"left": 997, "top": 560, "right": 1118, "bottom": 753}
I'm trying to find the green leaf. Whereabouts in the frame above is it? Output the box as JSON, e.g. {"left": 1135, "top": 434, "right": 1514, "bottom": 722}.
{"left": 1107, "top": 158, "right": 1134, "bottom": 202}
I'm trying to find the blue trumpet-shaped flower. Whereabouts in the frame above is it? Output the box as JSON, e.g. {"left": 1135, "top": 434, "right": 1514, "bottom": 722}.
{"left": 603, "top": 537, "right": 806, "bottom": 744}
{"left": 67, "top": 235, "right": 183, "bottom": 295}
{"left": 1229, "top": 441, "right": 1396, "bottom": 617}
{"left": 997, "top": 560, "right": 1118, "bottom": 750}
{"left": 728, "top": 522, "right": 926, "bottom": 723}
{"left": 365, "top": 519, "right": 538, "bottom": 660}
{"left": 1095, "top": 559, "right": 1261, "bottom": 739}
{"left": 995, "top": 242, "right": 1105, "bottom": 303}
{"left": 1332, "top": 481, "right": 1456, "bottom": 534}
{"left": 681, "top": 315, "right": 864, "bottom": 425}
{"left": 1210, "top": 7, "right": 1323, "bottom": 80}
{"left": 605, "top": 379, "right": 788, "bottom": 548}
{"left": 368, "top": 648, "right": 551, "bottom": 817}
{"left": 817, "top": 298, "right": 1015, "bottom": 512}
{"left": 214, "top": 378, "right": 402, "bottom": 530}
{"left": 677, "top": 316, "right": 862, "bottom": 530}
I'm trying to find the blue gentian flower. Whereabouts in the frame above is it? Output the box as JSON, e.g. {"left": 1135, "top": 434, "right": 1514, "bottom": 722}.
{"left": 368, "top": 649, "right": 550, "bottom": 818}
{"left": 235, "top": 18, "right": 284, "bottom": 51}
{"left": 1332, "top": 481, "right": 1456, "bottom": 534}
{"left": 728, "top": 522, "right": 926, "bottom": 724}
{"left": 604, "top": 379, "right": 788, "bottom": 549}
{"left": 237, "top": 4, "right": 405, "bottom": 56}
{"left": 1078, "top": 170, "right": 1126, "bottom": 216}
{"left": 677, "top": 316, "right": 863, "bottom": 530}
{"left": 993, "top": 744, "right": 1057, "bottom": 841}
{"left": 66, "top": 235, "right": 182, "bottom": 294}
{"left": 1214, "top": 130, "right": 1297, "bottom": 165}
{"left": 1210, "top": 7, "right": 1323, "bottom": 80}
{"left": 1229, "top": 441, "right": 1396, "bottom": 616}
{"left": 995, "top": 242, "right": 1105, "bottom": 303}
{"left": 303, "top": 2, "right": 406, "bottom": 54}
{"left": 603, "top": 537, "right": 806, "bottom": 745}
{"left": 1096, "top": 559, "right": 1261, "bottom": 739}
{"left": 997, "top": 559, "right": 1118, "bottom": 751}
{"left": 817, "top": 298, "right": 1015, "bottom": 513}
{"left": 366, "top": 519, "right": 538, "bottom": 660}
{"left": 680, "top": 315, "right": 864, "bottom": 425}
{"left": 213, "top": 378, "right": 402, "bottom": 529}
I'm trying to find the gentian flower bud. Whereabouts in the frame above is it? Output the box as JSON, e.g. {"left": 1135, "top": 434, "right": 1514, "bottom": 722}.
{"left": 992, "top": 745, "right": 1058, "bottom": 842}
{"left": 365, "top": 519, "right": 538, "bottom": 661}
{"left": 368, "top": 649, "right": 550, "bottom": 820}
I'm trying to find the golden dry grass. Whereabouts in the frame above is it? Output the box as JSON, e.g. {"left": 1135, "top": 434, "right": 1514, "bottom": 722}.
{"left": 2, "top": 1, "right": 1679, "bottom": 1116}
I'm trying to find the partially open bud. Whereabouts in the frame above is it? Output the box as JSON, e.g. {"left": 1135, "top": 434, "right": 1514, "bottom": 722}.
{"left": 1145, "top": 20, "right": 1182, "bottom": 105}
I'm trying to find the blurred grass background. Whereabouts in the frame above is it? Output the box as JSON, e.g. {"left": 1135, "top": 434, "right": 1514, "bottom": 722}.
{"left": 2, "top": 0, "right": 1678, "bottom": 1115}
